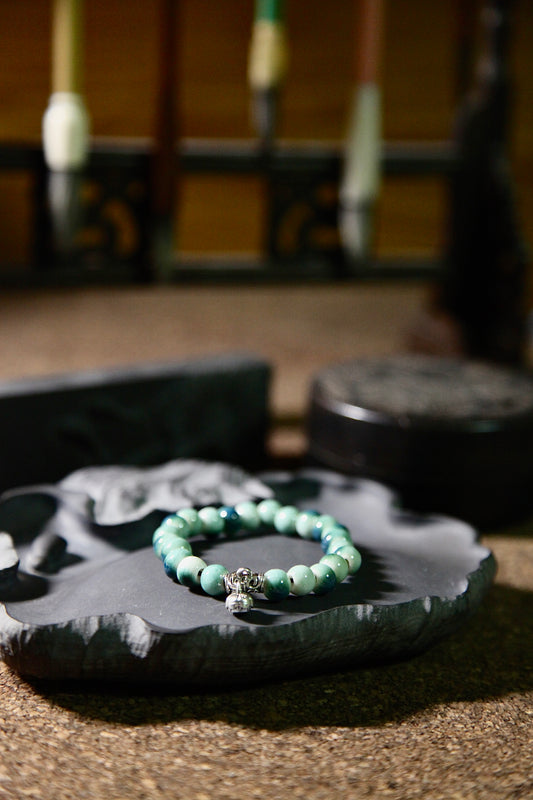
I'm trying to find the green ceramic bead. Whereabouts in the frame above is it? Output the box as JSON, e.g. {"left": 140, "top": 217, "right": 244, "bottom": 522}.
{"left": 198, "top": 506, "right": 225, "bottom": 536}
{"left": 310, "top": 562, "right": 337, "bottom": 595}
{"left": 327, "top": 536, "right": 353, "bottom": 556}
{"left": 200, "top": 563, "right": 229, "bottom": 596}
{"left": 322, "top": 524, "right": 351, "bottom": 542}
{"left": 295, "top": 510, "right": 319, "bottom": 539}
{"left": 175, "top": 508, "right": 203, "bottom": 535}
{"left": 153, "top": 531, "right": 187, "bottom": 560}
{"left": 158, "top": 534, "right": 192, "bottom": 561}
{"left": 335, "top": 544, "right": 362, "bottom": 575}
{"left": 152, "top": 527, "right": 167, "bottom": 548}
{"left": 234, "top": 500, "right": 261, "bottom": 530}
{"left": 176, "top": 555, "right": 206, "bottom": 587}
{"left": 158, "top": 514, "right": 192, "bottom": 539}
{"left": 287, "top": 564, "right": 315, "bottom": 596}
{"left": 257, "top": 499, "right": 282, "bottom": 525}
{"left": 263, "top": 568, "right": 290, "bottom": 601}
{"left": 163, "top": 546, "right": 193, "bottom": 578}
{"left": 313, "top": 514, "right": 339, "bottom": 540}
{"left": 274, "top": 505, "right": 299, "bottom": 535}
{"left": 320, "top": 553, "right": 349, "bottom": 583}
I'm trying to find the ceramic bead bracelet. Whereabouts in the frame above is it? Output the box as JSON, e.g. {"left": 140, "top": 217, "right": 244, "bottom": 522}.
{"left": 152, "top": 499, "right": 362, "bottom": 614}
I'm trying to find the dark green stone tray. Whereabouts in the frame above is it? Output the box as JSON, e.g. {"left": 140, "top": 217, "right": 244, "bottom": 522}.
{"left": 0, "top": 462, "right": 495, "bottom": 687}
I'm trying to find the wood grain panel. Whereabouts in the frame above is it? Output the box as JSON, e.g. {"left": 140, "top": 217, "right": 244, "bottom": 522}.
{"left": 0, "top": 0, "right": 531, "bottom": 269}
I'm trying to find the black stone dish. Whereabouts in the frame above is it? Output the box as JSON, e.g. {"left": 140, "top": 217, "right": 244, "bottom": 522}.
{"left": 308, "top": 355, "right": 533, "bottom": 528}
{"left": 0, "top": 461, "right": 495, "bottom": 687}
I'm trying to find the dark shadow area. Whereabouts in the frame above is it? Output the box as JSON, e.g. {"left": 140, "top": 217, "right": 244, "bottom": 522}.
{"left": 265, "top": 475, "right": 324, "bottom": 505}
{"left": 87, "top": 511, "right": 166, "bottom": 552}
{"left": 0, "top": 572, "right": 48, "bottom": 602}
{"left": 27, "top": 581, "right": 532, "bottom": 730}
{"left": 0, "top": 493, "right": 58, "bottom": 544}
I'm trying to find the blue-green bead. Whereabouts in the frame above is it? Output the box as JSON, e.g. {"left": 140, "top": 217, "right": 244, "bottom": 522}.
{"left": 198, "top": 506, "right": 225, "bottom": 536}
{"left": 235, "top": 500, "right": 261, "bottom": 529}
{"left": 321, "top": 527, "right": 351, "bottom": 553}
{"left": 311, "top": 562, "right": 337, "bottom": 595}
{"left": 175, "top": 508, "right": 202, "bottom": 535}
{"left": 257, "top": 499, "right": 282, "bottom": 525}
{"left": 158, "top": 514, "right": 192, "bottom": 539}
{"left": 336, "top": 544, "right": 362, "bottom": 575}
{"left": 176, "top": 555, "right": 206, "bottom": 587}
{"left": 287, "top": 564, "right": 315, "bottom": 596}
{"left": 153, "top": 531, "right": 184, "bottom": 560}
{"left": 263, "top": 568, "right": 290, "bottom": 601}
{"left": 274, "top": 505, "right": 299, "bottom": 535}
{"left": 219, "top": 506, "right": 241, "bottom": 534}
{"left": 295, "top": 510, "right": 319, "bottom": 539}
{"left": 320, "top": 553, "right": 349, "bottom": 583}
{"left": 321, "top": 522, "right": 349, "bottom": 541}
{"left": 163, "top": 546, "right": 193, "bottom": 578}
{"left": 200, "top": 563, "right": 229, "bottom": 596}
{"left": 158, "top": 534, "right": 192, "bottom": 561}
{"left": 312, "top": 514, "right": 338, "bottom": 541}
{"left": 152, "top": 526, "right": 167, "bottom": 547}
{"left": 326, "top": 538, "right": 353, "bottom": 557}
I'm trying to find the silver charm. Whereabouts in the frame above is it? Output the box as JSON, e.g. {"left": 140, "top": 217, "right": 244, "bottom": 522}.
{"left": 224, "top": 567, "right": 264, "bottom": 614}
{"left": 225, "top": 591, "right": 254, "bottom": 614}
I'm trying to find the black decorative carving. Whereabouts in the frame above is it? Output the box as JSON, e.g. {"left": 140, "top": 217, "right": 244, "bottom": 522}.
{"left": 0, "top": 139, "right": 453, "bottom": 283}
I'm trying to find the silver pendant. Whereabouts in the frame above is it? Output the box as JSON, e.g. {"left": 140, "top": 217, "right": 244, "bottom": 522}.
{"left": 225, "top": 591, "right": 254, "bottom": 614}
{"left": 224, "top": 567, "right": 264, "bottom": 614}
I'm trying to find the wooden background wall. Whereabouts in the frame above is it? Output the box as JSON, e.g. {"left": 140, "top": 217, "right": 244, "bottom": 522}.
{"left": 0, "top": 0, "right": 532, "bottom": 276}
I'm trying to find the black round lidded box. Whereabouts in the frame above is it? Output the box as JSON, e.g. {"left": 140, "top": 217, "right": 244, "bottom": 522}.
{"left": 307, "top": 355, "right": 533, "bottom": 529}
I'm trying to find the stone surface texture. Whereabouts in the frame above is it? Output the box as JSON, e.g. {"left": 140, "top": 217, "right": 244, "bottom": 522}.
{"left": 0, "top": 464, "right": 494, "bottom": 686}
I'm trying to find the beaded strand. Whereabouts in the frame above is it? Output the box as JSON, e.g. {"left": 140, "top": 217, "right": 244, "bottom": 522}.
{"left": 152, "top": 499, "right": 362, "bottom": 614}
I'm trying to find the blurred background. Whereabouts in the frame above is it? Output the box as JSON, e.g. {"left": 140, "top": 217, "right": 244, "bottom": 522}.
{"left": 0, "top": 0, "right": 532, "bottom": 461}
{"left": 0, "top": 0, "right": 531, "bottom": 270}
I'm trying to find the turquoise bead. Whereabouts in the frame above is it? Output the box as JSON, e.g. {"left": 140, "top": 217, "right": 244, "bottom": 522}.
{"left": 235, "top": 500, "right": 261, "bottom": 530}
{"left": 176, "top": 555, "right": 206, "bottom": 587}
{"left": 312, "top": 514, "right": 338, "bottom": 541}
{"left": 287, "top": 564, "right": 315, "bottom": 596}
{"left": 320, "top": 522, "right": 349, "bottom": 542}
{"left": 175, "top": 508, "right": 202, "bottom": 535}
{"left": 157, "top": 533, "right": 192, "bottom": 561}
{"left": 320, "top": 553, "right": 349, "bottom": 583}
{"left": 325, "top": 535, "right": 353, "bottom": 556}
{"left": 198, "top": 506, "right": 225, "bottom": 536}
{"left": 158, "top": 514, "right": 192, "bottom": 539}
{"left": 263, "top": 568, "right": 290, "bottom": 601}
{"left": 274, "top": 505, "right": 299, "bottom": 535}
{"left": 335, "top": 544, "right": 362, "bottom": 575}
{"left": 295, "top": 510, "right": 319, "bottom": 539}
{"left": 321, "top": 527, "right": 351, "bottom": 553}
{"left": 152, "top": 526, "right": 167, "bottom": 548}
{"left": 153, "top": 531, "right": 186, "bottom": 560}
{"left": 163, "top": 546, "right": 193, "bottom": 578}
{"left": 219, "top": 506, "right": 241, "bottom": 534}
{"left": 257, "top": 499, "right": 282, "bottom": 525}
{"left": 311, "top": 562, "right": 337, "bottom": 595}
{"left": 200, "top": 563, "right": 229, "bottom": 596}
